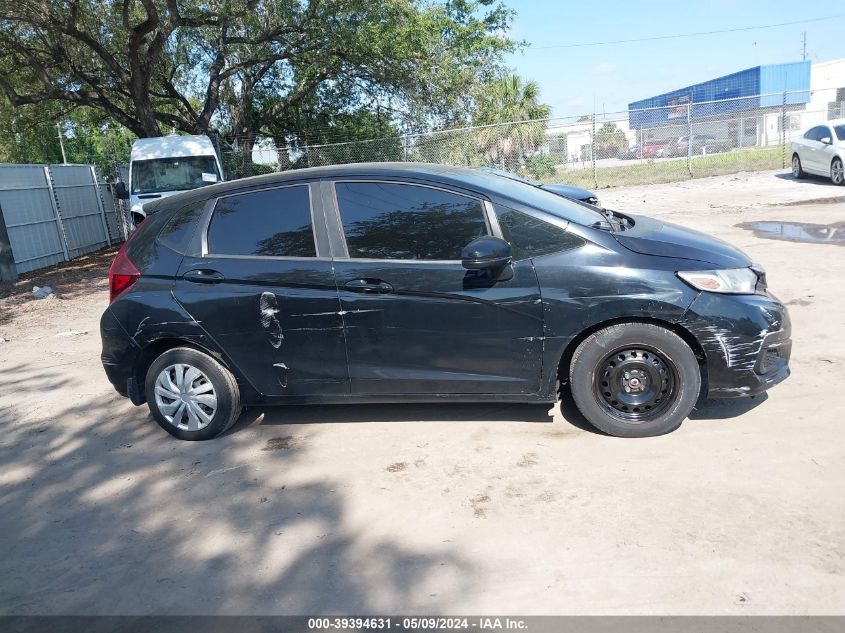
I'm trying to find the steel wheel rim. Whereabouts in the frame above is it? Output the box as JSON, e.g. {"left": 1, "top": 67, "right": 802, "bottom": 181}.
{"left": 792, "top": 156, "right": 801, "bottom": 177}
{"left": 593, "top": 346, "right": 678, "bottom": 424}
{"left": 154, "top": 363, "right": 217, "bottom": 432}
{"left": 833, "top": 160, "right": 844, "bottom": 184}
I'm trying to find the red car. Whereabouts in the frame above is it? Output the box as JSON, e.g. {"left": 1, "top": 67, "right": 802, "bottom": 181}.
{"left": 641, "top": 142, "right": 669, "bottom": 158}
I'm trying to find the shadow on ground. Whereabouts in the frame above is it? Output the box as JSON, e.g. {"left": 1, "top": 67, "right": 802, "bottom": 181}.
{"left": 243, "top": 402, "right": 555, "bottom": 428}
{"left": 234, "top": 387, "right": 766, "bottom": 437}
{"left": 689, "top": 393, "right": 768, "bottom": 420}
{"left": 773, "top": 171, "right": 842, "bottom": 191}
{"left": 0, "top": 389, "right": 475, "bottom": 615}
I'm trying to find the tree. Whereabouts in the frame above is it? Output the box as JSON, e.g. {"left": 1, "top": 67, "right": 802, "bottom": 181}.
{"left": 0, "top": 0, "right": 517, "bottom": 174}
{"left": 0, "top": 96, "right": 134, "bottom": 172}
{"left": 472, "top": 74, "right": 550, "bottom": 170}
{"left": 593, "top": 121, "right": 627, "bottom": 159}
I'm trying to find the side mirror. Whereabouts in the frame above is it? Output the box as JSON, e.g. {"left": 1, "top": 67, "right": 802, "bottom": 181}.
{"left": 114, "top": 182, "right": 129, "bottom": 200}
{"left": 820, "top": 136, "right": 833, "bottom": 145}
{"left": 461, "top": 236, "right": 512, "bottom": 270}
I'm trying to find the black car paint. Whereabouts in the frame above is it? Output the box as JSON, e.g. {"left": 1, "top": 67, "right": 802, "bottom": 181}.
{"left": 537, "top": 183, "right": 598, "bottom": 204}
{"left": 101, "top": 163, "right": 791, "bottom": 409}
{"left": 474, "top": 166, "right": 599, "bottom": 204}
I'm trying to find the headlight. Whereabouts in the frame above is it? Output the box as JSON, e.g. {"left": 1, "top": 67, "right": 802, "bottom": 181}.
{"left": 677, "top": 268, "right": 759, "bottom": 294}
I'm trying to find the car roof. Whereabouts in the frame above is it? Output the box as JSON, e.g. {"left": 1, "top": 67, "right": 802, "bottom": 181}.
{"left": 143, "top": 162, "right": 510, "bottom": 213}
{"left": 131, "top": 135, "right": 217, "bottom": 160}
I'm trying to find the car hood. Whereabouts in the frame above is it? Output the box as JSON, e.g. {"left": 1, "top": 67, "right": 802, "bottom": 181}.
{"left": 613, "top": 214, "right": 752, "bottom": 268}
{"left": 130, "top": 190, "right": 188, "bottom": 215}
{"left": 538, "top": 183, "right": 596, "bottom": 201}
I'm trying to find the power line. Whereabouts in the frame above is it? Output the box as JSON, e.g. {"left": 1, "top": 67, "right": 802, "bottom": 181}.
{"left": 527, "top": 14, "right": 841, "bottom": 50}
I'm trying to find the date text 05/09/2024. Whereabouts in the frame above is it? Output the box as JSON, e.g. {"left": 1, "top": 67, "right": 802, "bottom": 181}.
{"left": 307, "top": 617, "right": 528, "bottom": 630}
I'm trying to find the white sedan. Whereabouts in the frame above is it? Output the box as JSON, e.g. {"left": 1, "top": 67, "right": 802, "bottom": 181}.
{"left": 791, "top": 119, "right": 845, "bottom": 185}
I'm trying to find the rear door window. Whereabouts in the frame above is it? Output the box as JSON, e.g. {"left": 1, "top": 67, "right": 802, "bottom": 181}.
{"left": 335, "top": 181, "right": 488, "bottom": 260}
{"left": 207, "top": 185, "right": 316, "bottom": 257}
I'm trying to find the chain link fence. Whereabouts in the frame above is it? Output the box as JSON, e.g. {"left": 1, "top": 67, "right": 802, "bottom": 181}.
{"left": 221, "top": 87, "right": 843, "bottom": 189}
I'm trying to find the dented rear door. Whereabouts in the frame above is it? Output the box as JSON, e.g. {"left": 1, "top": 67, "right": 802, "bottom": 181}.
{"left": 173, "top": 182, "right": 349, "bottom": 397}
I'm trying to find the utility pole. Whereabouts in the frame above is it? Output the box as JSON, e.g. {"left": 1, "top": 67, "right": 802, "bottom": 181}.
{"left": 802, "top": 31, "right": 807, "bottom": 61}
{"left": 56, "top": 122, "right": 67, "bottom": 164}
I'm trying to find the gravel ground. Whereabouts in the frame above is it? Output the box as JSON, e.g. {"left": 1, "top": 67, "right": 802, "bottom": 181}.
{"left": 1, "top": 169, "right": 844, "bottom": 615}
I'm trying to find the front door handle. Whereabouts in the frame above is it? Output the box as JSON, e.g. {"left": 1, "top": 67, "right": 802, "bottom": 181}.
{"left": 343, "top": 278, "right": 393, "bottom": 294}
{"left": 183, "top": 269, "right": 225, "bottom": 284}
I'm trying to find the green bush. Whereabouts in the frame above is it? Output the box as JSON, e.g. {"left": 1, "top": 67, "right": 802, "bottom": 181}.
{"left": 524, "top": 153, "right": 556, "bottom": 180}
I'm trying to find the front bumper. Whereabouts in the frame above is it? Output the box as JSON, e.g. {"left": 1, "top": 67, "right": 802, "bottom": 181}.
{"left": 682, "top": 291, "right": 792, "bottom": 398}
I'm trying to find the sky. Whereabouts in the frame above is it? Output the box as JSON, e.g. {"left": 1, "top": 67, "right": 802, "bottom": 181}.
{"left": 504, "top": 0, "right": 843, "bottom": 118}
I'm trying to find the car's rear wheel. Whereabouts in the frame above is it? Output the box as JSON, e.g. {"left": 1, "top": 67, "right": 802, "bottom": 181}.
{"left": 568, "top": 323, "right": 700, "bottom": 438}
{"left": 145, "top": 347, "right": 241, "bottom": 440}
{"left": 792, "top": 154, "right": 804, "bottom": 179}
{"left": 831, "top": 158, "right": 844, "bottom": 186}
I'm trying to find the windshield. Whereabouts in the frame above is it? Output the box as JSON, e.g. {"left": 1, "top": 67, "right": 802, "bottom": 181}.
{"left": 835, "top": 125, "right": 845, "bottom": 142}
{"left": 476, "top": 170, "right": 610, "bottom": 228}
{"left": 131, "top": 156, "right": 219, "bottom": 194}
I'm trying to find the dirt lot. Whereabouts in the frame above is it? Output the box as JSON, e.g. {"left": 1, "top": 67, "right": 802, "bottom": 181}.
{"left": 1, "top": 169, "right": 844, "bottom": 615}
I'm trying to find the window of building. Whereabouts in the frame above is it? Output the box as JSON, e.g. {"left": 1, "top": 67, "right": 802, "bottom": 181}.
{"left": 207, "top": 185, "right": 316, "bottom": 257}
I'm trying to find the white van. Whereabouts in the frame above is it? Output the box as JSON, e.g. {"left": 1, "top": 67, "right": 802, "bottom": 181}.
{"left": 117, "top": 134, "right": 224, "bottom": 225}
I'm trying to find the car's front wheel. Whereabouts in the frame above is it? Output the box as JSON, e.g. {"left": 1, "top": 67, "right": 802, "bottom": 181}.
{"left": 792, "top": 154, "right": 804, "bottom": 179}
{"left": 145, "top": 347, "right": 242, "bottom": 440}
{"left": 831, "top": 157, "right": 844, "bottom": 186}
{"left": 568, "top": 323, "right": 701, "bottom": 437}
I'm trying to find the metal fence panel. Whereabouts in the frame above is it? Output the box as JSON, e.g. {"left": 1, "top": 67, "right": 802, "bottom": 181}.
{"left": 49, "top": 165, "right": 110, "bottom": 258}
{"left": 0, "top": 163, "right": 125, "bottom": 278}
{"left": 0, "top": 164, "right": 66, "bottom": 274}
{"left": 100, "top": 180, "right": 129, "bottom": 243}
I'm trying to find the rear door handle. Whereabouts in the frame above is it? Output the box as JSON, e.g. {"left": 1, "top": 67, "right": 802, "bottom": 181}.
{"left": 343, "top": 278, "right": 393, "bottom": 294}
{"left": 183, "top": 269, "right": 225, "bottom": 284}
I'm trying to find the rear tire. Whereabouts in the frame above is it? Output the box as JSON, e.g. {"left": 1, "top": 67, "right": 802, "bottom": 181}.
{"left": 145, "top": 347, "right": 242, "bottom": 441}
{"left": 792, "top": 154, "right": 804, "bottom": 179}
{"left": 831, "top": 157, "right": 844, "bottom": 186}
{"left": 568, "top": 323, "right": 700, "bottom": 438}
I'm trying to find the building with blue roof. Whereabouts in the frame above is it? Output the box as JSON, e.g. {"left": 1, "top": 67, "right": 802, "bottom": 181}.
{"left": 628, "top": 61, "right": 811, "bottom": 129}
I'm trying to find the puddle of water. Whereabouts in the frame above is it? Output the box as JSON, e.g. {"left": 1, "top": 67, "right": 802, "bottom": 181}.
{"left": 736, "top": 221, "right": 845, "bottom": 246}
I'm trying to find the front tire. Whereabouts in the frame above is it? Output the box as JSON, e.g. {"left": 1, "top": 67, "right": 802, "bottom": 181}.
{"left": 792, "top": 154, "right": 804, "bottom": 179}
{"left": 831, "top": 157, "right": 844, "bottom": 186}
{"left": 568, "top": 323, "right": 700, "bottom": 438}
{"left": 145, "top": 347, "right": 242, "bottom": 441}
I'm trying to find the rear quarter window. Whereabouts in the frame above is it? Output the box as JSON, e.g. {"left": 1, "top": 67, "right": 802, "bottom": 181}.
{"left": 124, "top": 208, "right": 174, "bottom": 265}
{"left": 157, "top": 201, "right": 206, "bottom": 254}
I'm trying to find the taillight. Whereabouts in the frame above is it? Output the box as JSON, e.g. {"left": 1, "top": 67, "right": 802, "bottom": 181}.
{"left": 109, "top": 245, "right": 140, "bottom": 303}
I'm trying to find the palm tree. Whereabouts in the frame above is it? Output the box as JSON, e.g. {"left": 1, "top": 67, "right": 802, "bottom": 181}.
{"left": 473, "top": 74, "right": 551, "bottom": 170}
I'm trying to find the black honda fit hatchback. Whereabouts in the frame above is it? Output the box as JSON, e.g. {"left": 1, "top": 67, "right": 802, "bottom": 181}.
{"left": 100, "top": 163, "right": 791, "bottom": 440}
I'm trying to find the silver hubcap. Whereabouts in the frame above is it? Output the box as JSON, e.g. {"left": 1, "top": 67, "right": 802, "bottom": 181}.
{"left": 833, "top": 161, "right": 844, "bottom": 184}
{"left": 154, "top": 364, "right": 217, "bottom": 432}
{"left": 792, "top": 156, "right": 800, "bottom": 176}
